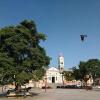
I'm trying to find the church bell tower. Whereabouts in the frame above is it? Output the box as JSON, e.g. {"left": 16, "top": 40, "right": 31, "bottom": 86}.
{"left": 58, "top": 54, "right": 64, "bottom": 72}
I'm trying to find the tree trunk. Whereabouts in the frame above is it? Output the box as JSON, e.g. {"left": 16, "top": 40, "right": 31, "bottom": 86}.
{"left": 15, "top": 84, "right": 21, "bottom": 92}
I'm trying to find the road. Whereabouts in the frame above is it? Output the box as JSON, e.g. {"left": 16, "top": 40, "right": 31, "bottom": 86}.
{"left": 0, "top": 88, "right": 100, "bottom": 100}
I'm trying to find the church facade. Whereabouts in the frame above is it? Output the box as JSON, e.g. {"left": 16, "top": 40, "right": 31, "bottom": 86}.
{"left": 45, "top": 54, "right": 64, "bottom": 84}
{"left": 46, "top": 67, "right": 63, "bottom": 83}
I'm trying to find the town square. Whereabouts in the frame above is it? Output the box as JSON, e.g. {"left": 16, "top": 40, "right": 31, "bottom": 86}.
{"left": 0, "top": 88, "right": 100, "bottom": 100}
{"left": 0, "top": 0, "right": 100, "bottom": 100}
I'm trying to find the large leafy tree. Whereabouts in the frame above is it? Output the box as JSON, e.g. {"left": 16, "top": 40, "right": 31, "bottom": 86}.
{"left": 72, "top": 59, "right": 100, "bottom": 80}
{"left": 0, "top": 20, "right": 50, "bottom": 86}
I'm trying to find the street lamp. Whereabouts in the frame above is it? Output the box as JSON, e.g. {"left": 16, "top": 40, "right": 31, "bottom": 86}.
{"left": 44, "top": 76, "right": 47, "bottom": 92}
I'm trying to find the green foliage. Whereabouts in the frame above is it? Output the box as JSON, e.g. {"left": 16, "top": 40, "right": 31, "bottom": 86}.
{"left": 72, "top": 67, "right": 81, "bottom": 80}
{"left": 32, "top": 68, "right": 46, "bottom": 81}
{"left": 15, "top": 71, "right": 33, "bottom": 85}
{"left": 0, "top": 53, "right": 15, "bottom": 85}
{"left": 0, "top": 19, "right": 50, "bottom": 85}
{"left": 63, "top": 71, "right": 75, "bottom": 81}
{"left": 72, "top": 59, "right": 100, "bottom": 80}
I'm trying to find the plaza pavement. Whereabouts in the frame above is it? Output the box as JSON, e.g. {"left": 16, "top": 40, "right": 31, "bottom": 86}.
{"left": 0, "top": 88, "right": 100, "bottom": 100}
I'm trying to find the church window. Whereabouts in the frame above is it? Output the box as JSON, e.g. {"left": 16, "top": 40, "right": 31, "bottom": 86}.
{"left": 56, "top": 77, "right": 57, "bottom": 80}
{"left": 61, "top": 62, "right": 63, "bottom": 64}
{"left": 48, "top": 77, "right": 51, "bottom": 80}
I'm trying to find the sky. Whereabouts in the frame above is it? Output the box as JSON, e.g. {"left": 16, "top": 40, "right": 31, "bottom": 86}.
{"left": 0, "top": 0, "right": 100, "bottom": 69}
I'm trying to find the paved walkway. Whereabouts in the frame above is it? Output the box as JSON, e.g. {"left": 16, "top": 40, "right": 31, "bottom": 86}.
{"left": 0, "top": 89, "right": 100, "bottom": 100}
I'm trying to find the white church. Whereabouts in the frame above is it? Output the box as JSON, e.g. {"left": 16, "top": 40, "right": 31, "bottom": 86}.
{"left": 45, "top": 54, "right": 65, "bottom": 84}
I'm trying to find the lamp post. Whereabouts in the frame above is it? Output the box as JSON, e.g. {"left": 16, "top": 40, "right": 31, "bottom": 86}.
{"left": 42, "top": 66, "right": 48, "bottom": 92}
{"left": 44, "top": 76, "right": 47, "bottom": 92}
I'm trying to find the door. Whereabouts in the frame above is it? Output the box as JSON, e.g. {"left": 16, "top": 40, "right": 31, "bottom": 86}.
{"left": 52, "top": 77, "right": 55, "bottom": 83}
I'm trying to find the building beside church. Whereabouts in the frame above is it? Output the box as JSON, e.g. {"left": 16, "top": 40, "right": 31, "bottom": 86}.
{"left": 45, "top": 54, "right": 64, "bottom": 84}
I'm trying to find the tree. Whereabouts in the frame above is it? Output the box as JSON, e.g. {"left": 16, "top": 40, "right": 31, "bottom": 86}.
{"left": 63, "top": 71, "right": 75, "bottom": 81}
{"left": 72, "top": 67, "right": 81, "bottom": 80}
{"left": 72, "top": 59, "right": 100, "bottom": 80}
{"left": 0, "top": 20, "right": 50, "bottom": 88}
